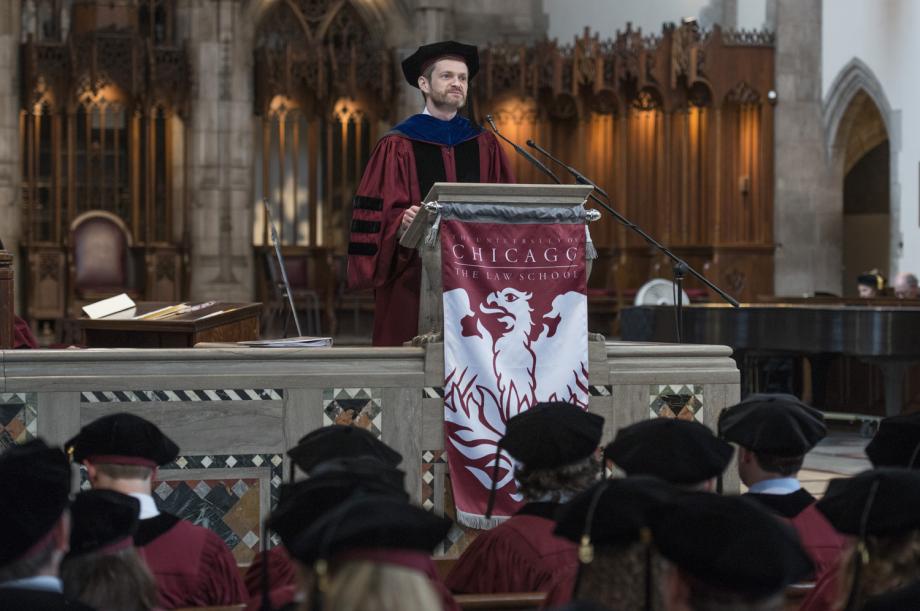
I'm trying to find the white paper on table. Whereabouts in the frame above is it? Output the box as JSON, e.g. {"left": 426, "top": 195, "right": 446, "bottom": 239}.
{"left": 82, "top": 293, "right": 136, "bottom": 319}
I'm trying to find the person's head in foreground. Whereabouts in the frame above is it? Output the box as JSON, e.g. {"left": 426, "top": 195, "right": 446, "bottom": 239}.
{"left": 0, "top": 439, "right": 72, "bottom": 583}
{"left": 286, "top": 494, "right": 452, "bottom": 611}
{"left": 864, "top": 412, "right": 920, "bottom": 469}
{"left": 653, "top": 492, "right": 813, "bottom": 611}
{"left": 604, "top": 418, "right": 733, "bottom": 491}
{"left": 554, "top": 476, "right": 678, "bottom": 611}
{"left": 61, "top": 489, "right": 158, "bottom": 611}
{"left": 486, "top": 401, "right": 604, "bottom": 518}
{"left": 65, "top": 412, "right": 179, "bottom": 497}
{"left": 718, "top": 393, "right": 826, "bottom": 489}
{"left": 816, "top": 468, "right": 920, "bottom": 611}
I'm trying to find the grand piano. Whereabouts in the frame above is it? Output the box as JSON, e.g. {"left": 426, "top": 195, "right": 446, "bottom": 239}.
{"left": 620, "top": 299, "right": 920, "bottom": 419}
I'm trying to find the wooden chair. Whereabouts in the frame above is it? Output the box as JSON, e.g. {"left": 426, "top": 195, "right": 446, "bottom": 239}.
{"left": 433, "top": 555, "right": 458, "bottom": 581}
{"left": 174, "top": 606, "right": 246, "bottom": 611}
{"left": 68, "top": 210, "right": 138, "bottom": 318}
{"left": 454, "top": 592, "right": 547, "bottom": 610}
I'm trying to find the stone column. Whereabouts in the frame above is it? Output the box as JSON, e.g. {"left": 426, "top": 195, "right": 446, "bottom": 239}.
{"left": 0, "top": 3, "right": 21, "bottom": 312}
{"left": 183, "top": 0, "right": 255, "bottom": 302}
{"left": 773, "top": 0, "right": 840, "bottom": 295}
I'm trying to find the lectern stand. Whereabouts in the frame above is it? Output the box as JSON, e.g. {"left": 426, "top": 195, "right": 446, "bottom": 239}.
{"left": 399, "top": 182, "right": 595, "bottom": 340}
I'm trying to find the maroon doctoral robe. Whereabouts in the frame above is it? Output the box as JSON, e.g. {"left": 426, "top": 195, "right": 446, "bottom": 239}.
{"left": 445, "top": 503, "right": 578, "bottom": 605}
{"left": 244, "top": 546, "right": 297, "bottom": 597}
{"left": 347, "top": 126, "right": 514, "bottom": 346}
{"left": 744, "top": 489, "right": 847, "bottom": 577}
{"left": 13, "top": 316, "right": 37, "bottom": 349}
{"left": 135, "top": 513, "right": 248, "bottom": 608}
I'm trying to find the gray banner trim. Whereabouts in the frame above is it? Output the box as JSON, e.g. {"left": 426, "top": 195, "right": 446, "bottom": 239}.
{"left": 437, "top": 202, "right": 586, "bottom": 224}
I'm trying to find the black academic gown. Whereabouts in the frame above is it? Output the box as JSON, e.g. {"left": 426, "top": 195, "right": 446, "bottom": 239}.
{"left": 0, "top": 587, "right": 95, "bottom": 610}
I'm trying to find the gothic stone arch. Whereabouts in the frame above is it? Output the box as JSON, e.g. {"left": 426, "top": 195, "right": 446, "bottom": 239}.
{"left": 823, "top": 57, "right": 901, "bottom": 281}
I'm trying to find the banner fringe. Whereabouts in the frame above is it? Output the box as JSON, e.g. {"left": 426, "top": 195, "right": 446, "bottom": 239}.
{"left": 456, "top": 508, "right": 510, "bottom": 530}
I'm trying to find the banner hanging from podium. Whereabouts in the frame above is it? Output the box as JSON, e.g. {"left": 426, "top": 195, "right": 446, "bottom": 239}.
{"left": 439, "top": 203, "right": 589, "bottom": 528}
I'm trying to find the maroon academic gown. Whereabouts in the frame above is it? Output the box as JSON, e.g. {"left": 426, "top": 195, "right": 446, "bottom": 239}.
{"left": 445, "top": 503, "right": 578, "bottom": 605}
{"left": 135, "top": 513, "right": 247, "bottom": 609}
{"left": 13, "top": 316, "right": 38, "bottom": 349}
{"left": 744, "top": 489, "right": 848, "bottom": 577}
{"left": 346, "top": 127, "right": 514, "bottom": 346}
{"left": 245, "top": 546, "right": 460, "bottom": 611}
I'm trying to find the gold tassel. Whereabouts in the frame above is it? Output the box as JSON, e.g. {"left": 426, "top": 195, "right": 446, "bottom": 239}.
{"left": 578, "top": 534, "right": 594, "bottom": 564}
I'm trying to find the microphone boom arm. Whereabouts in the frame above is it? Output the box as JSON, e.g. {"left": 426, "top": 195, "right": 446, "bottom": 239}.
{"left": 526, "top": 140, "right": 739, "bottom": 309}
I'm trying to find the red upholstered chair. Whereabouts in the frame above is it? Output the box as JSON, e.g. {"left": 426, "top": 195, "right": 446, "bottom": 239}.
{"left": 68, "top": 211, "right": 138, "bottom": 317}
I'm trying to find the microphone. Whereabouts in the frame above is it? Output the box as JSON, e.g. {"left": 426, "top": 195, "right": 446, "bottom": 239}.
{"left": 526, "top": 139, "right": 610, "bottom": 199}
{"left": 485, "top": 115, "right": 561, "bottom": 184}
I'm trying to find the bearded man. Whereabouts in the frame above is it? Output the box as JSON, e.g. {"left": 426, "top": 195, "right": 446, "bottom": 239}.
{"left": 347, "top": 41, "right": 515, "bottom": 346}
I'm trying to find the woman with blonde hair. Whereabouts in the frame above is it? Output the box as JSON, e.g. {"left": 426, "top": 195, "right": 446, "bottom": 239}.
{"left": 321, "top": 560, "right": 442, "bottom": 611}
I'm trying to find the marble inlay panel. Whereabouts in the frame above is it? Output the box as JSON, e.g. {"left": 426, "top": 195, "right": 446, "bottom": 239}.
{"left": 322, "top": 388, "right": 382, "bottom": 438}
{"left": 0, "top": 393, "right": 37, "bottom": 449}
{"left": 649, "top": 384, "right": 704, "bottom": 422}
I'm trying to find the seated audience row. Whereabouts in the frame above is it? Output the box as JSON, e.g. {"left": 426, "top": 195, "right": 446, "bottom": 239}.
{"left": 1, "top": 395, "right": 919, "bottom": 610}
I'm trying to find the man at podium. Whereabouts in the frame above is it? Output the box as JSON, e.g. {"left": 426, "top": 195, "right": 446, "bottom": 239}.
{"left": 346, "top": 41, "right": 515, "bottom": 346}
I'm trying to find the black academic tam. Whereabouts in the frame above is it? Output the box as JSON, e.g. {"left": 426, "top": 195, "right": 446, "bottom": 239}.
{"left": 865, "top": 412, "right": 920, "bottom": 468}
{"left": 401, "top": 40, "right": 479, "bottom": 87}
{"left": 66, "top": 412, "right": 179, "bottom": 467}
{"left": 501, "top": 401, "right": 604, "bottom": 470}
{"left": 68, "top": 489, "right": 141, "bottom": 557}
{"left": 718, "top": 393, "right": 826, "bottom": 457}
{"left": 816, "top": 468, "right": 920, "bottom": 537}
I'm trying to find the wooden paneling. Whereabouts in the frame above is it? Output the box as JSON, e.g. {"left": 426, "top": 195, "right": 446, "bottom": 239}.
{"left": 478, "top": 25, "right": 776, "bottom": 303}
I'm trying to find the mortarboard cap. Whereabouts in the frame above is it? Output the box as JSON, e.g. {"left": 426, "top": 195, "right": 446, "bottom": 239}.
{"left": 269, "top": 457, "right": 408, "bottom": 545}
{"left": 604, "top": 418, "right": 733, "bottom": 485}
{"left": 816, "top": 468, "right": 920, "bottom": 537}
{"left": 555, "top": 477, "right": 676, "bottom": 558}
{"left": 865, "top": 412, "right": 920, "bottom": 468}
{"left": 68, "top": 489, "right": 140, "bottom": 556}
{"left": 401, "top": 41, "right": 479, "bottom": 88}
{"left": 500, "top": 402, "right": 604, "bottom": 469}
{"left": 718, "top": 393, "right": 826, "bottom": 457}
{"left": 65, "top": 412, "right": 179, "bottom": 468}
{"left": 0, "top": 439, "right": 72, "bottom": 565}
{"left": 287, "top": 425, "right": 402, "bottom": 476}
{"left": 652, "top": 493, "right": 813, "bottom": 599}
{"left": 286, "top": 494, "right": 451, "bottom": 566}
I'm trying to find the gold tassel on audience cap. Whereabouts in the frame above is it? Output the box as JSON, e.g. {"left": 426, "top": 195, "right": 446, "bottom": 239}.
{"left": 578, "top": 534, "right": 594, "bottom": 564}
{"left": 66, "top": 445, "right": 75, "bottom": 462}
{"left": 314, "top": 559, "right": 330, "bottom": 593}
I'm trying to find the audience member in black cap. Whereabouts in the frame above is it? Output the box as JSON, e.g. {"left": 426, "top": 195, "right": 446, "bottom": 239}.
{"left": 865, "top": 412, "right": 920, "bottom": 469}
{"left": 719, "top": 393, "right": 846, "bottom": 575}
{"left": 61, "top": 490, "right": 157, "bottom": 611}
{"left": 286, "top": 424, "right": 403, "bottom": 480}
{"left": 653, "top": 493, "right": 813, "bottom": 611}
{"left": 604, "top": 418, "right": 733, "bottom": 491}
{"left": 802, "top": 469, "right": 920, "bottom": 611}
{"left": 66, "top": 412, "right": 247, "bottom": 608}
{"left": 550, "top": 477, "right": 677, "bottom": 610}
{"left": 284, "top": 494, "right": 453, "bottom": 611}
{"left": 0, "top": 439, "right": 93, "bottom": 610}
{"left": 251, "top": 455, "right": 458, "bottom": 611}
{"left": 446, "top": 402, "right": 604, "bottom": 604}
{"left": 347, "top": 38, "right": 514, "bottom": 346}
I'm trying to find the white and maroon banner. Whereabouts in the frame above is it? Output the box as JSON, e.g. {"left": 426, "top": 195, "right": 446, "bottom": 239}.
{"left": 440, "top": 208, "right": 589, "bottom": 528}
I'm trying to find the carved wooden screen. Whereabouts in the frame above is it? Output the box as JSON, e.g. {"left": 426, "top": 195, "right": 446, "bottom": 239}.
{"left": 252, "top": 0, "right": 389, "bottom": 250}
{"left": 477, "top": 25, "right": 775, "bottom": 302}
{"left": 19, "top": 0, "right": 190, "bottom": 321}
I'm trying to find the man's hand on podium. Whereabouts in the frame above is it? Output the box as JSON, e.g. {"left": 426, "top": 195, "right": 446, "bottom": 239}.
{"left": 399, "top": 204, "right": 421, "bottom": 237}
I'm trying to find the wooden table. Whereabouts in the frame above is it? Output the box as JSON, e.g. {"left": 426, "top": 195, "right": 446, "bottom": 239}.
{"left": 78, "top": 302, "right": 261, "bottom": 348}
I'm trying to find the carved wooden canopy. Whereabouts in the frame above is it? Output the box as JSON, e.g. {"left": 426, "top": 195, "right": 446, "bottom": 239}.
{"left": 476, "top": 23, "right": 775, "bottom": 119}
{"left": 20, "top": 28, "right": 190, "bottom": 115}
{"left": 253, "top": 0, "right": 393, "bottom": 117}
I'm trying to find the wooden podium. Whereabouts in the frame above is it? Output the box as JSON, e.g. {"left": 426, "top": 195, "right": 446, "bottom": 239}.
{"left": 77, "top": 301, "right": 261, "bottom": 348}
{"left": 400, "top": 182, "right": 594, "bottom": 339}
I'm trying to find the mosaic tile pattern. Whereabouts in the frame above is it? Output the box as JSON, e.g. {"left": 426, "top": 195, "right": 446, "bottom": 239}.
{"left": 649, "top": 384, "right": 704, "bottom": 422}
{"left": 0, "top": 393, "right": 38, "bottom": 449}
{"left": 421, "top": 450, "right": 447, "bottom": 511}
{"left": 81, "top": 389, "right": 283, "bottom": 403}
{"left": 323, "top": 388, "right": 382, "bottom": 438}
{"left": 155, "top": 477, "right": 262, "bottom": 564}
{"left": 80, "top": 453, "right": 285, "bottom": 557}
